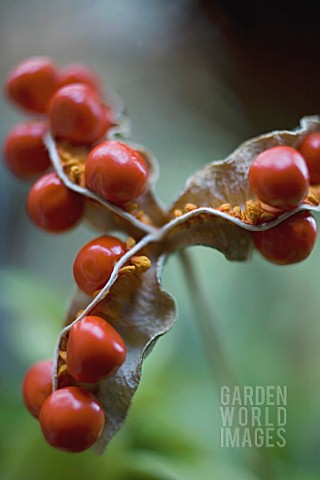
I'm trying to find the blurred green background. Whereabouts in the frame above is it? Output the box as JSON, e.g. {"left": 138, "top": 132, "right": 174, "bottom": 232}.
{"left": 1, "top": 1, "right": 320, "bottom": 479}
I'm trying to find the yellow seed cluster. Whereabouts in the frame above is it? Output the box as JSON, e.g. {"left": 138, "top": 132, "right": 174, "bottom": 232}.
{"left": 184, "top": 203, "right": 198, "bottom": 212}
{"left": 124, "top": 202, "right": 152, "bottom": 224}
{"left": 58, "top": 141, "right": 87, "bottom": 187}
{"left": 305, "top": 186, "right": 320, "bottom": 206}
{"left": 90, "top": 255, "right": 151, "bottom": 297}
{"left": 173, "top": 209, "right": 182, "bottom": 217}
{"left": 172, "top": 185, "right": 320, "bottom": 226}
{"left": 174, "top": 203, "right": 206, "bottom": 218}
{"left": 118, "top": 255, "right": 152, "bottom": 276}
{"left": 118, "top": 265, "right": 136, "bottom": 275}
{"left": 59, "top": 351, "right": 67, "bottom": 361}
{"left": 131, "top": 255, "right": 151, "bottom": 272}
{"left": 125, "top": 237, "right": 136, "bottom": 250}
{"left": 219, "top": 203, "right": 232, "bottom": 213}
{"left": 173, "top": 199, "right": 279, "bottom": 225}
{"left": 216, "top": 199, "right": 278, "bottom": 225}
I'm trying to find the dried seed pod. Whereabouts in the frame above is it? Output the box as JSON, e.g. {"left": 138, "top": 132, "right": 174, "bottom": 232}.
{"left": 4, "top": 62, "right": 320, "bottom": 457}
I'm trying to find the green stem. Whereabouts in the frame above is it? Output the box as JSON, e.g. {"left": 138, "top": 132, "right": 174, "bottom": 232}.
{"left": 179, "top": 249, "right": 274, "bottom": 480}
{"left": 178, "top": 249, "right": 237, "bottom": 387}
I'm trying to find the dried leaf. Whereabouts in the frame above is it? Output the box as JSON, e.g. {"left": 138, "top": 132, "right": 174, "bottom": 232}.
{"left": 55, "top": 244, "right": 175, "bottom": 454}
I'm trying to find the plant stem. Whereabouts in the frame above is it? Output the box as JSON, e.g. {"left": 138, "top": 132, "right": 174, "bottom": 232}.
{"left": 178, "top": 249, "right": 237, "bottom": 387}
{"left": 179, "top": 248, "right": 274, "bottom": 480}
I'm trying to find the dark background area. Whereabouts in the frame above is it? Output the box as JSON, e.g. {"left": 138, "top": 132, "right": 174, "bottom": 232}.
{"left": 201, "top": 0, "right": 320, "bottom": 130}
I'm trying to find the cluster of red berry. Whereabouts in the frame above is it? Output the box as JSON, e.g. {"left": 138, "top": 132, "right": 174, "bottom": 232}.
{"left": 22, "top": 313, "right": 126, "bottom": 452}
{"left": 3, "top": 57, "right": 150, "bottom": 452}
{"left": 4, "top": 56, "right": 320, "bottom": 454}
{"left": 4, "top": 56, "right": 149, "bottom": 233}
{"left": 21, "top": 231, "right": 128, "bottom": 452}
{"left": 248, "top": 141, "right": 320, "bottom": 264}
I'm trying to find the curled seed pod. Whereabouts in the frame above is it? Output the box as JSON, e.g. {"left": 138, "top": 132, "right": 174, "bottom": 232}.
{"left": 4, "top": 57, "right": 320, "bottom": 460}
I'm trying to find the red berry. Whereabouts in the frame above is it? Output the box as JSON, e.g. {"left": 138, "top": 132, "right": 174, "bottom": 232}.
{"left": 22, "top": 360, "right": 53, "bottom": 419}
{"left": 27, "top": 172, "right": 84, "bottom": 232}
{"left": 58, "top": 63, "right": 102, "bottom": 94}
{"left": 85, "top": 141, "right": 148, "bottom": 205}
{"left": 48, "top": 83, "right": 106, "bottom": 145}
{"left": 66, "top": 316, "right": 126, "bottom": 383}
{"left": 252, "top": 212, "right": 317, "bottom": 265}
{"left": 39, "top": 386, "right": 105, "bottom": 452}
{"left": 298, "top": 132, "right": 320, "bottom": 184}
{"left": 248, "top": 146, "right": 309, "bottom": 209}
{"left": 3, "top": 122, "right": 50, "bottom": 180}
{"left": 5, "top": 56, "right": 59, "bottom": 114}
{"left": 73, "top": 235, "right": 125, "bottom": 295}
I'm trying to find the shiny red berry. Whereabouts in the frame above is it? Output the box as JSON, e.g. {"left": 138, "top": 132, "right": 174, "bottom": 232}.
{"left": 298, "top": 132, "right": 320, "bottom": 184}
{"left": 3, "top": 122, "right": 50, "bottom": 180}
{"left": 27, "top": 172, "right": 84, "bottom": 232}
{"left": 248, "top": 146, "right": 309, "bottom": 209}
{"left": 73, "top": 235, "right": 125, "bottom": 295}
{"left": 39, "top": 386, "right": 105, "bottom": 452}
{"left": 22, "top": 359, "right": 53, "bottom": 419}
{"left": 85, "top": 141, "right": 148, "bottom": 205}
{"left": 48, "top": 83, "right": 106, "bottom": 145}
{"left": 66, "top": 315, "right": 126, "bottom": 383}
{"left": 252, "top": 212, "right": 317, "bottom": 265}
{"left": 5, "top": 56, "right": 59, "bottom": 114}
{"left": 58, "top": 63, "right": 102, "bottom": 94}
